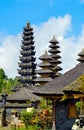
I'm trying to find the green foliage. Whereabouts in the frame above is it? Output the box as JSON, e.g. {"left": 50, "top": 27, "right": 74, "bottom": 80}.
{"left": 0, "top": 67, "right": 19, "bottom": 93}
{"left": 60, "top": 94, "right": 68, "bottom": 102}
{"left": 11, "top": 125, "right": 40, "bottom": 130}
{"left": 21, "top": 110, "right": 34, "bottom": 128}
{"left": 1, "top": 77, "right": 19, "bottom": 94}
{"left": 0, "top": 68, "right": 7, "bottom": 80}
{"left": 12, "top": 127, "right": 27, "bottom": 130}
{"left": 0, "top": 68, "right": 18, "bottom": 94}
{"left": 0, "top": 67, "right": 19, "bottom": 94}
{"left": 27, "top": 124, "right": 40, "bottom": 130}
{"left": 0, "top": 68, "right": 8, "bottom": 93}
{"left": 20, "top": 106, "right": 52, "bottom": 130}
{"left": 32, "top": 108, "right": 52, "bottom": 129}
{"left": 75, "top": 101, "right": 81, "bottom": 111}
{"left": 40, "top": 98, "right": 47, "bottom": 109}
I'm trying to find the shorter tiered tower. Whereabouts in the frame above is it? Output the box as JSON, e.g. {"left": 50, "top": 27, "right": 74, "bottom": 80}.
{"left": 77, "top": 48, "right": 84, "bottom": 63}
{"left": 34, "top": 51, "right": 52, "bottom": 86}
{"left": 48, "top": 36, "right": 62, "bottom": 78}
{"left": 17, "top": 22, "right": 36, "bottom": 86}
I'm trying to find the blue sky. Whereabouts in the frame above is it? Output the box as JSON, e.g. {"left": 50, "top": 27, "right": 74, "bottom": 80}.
{"left": 0, "top": 0, "right": 84, "bottom": 77}
{"left": 0, "top": 0, "right": 84, "bottom": 35}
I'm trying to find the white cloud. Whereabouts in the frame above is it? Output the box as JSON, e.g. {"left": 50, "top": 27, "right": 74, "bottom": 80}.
{"left": 0, "top": 34, "right": 21, "bottom": 78}
{"left": 60, "top": 25, "right": 84, "bottom": 73}
{"left": 33, "top": 14, "right": 71, "bottom": 58}
{"left": 80, "top": 0, "right": 84, "bottom": 3}
{"left": 0, "top": 14, "right": 84, "bottom": 78}
{"left": 39, "top": 0, "right": 54, "bottom": 6}
{"left": 33, "top": 14, "right": 84, "bottom": 74}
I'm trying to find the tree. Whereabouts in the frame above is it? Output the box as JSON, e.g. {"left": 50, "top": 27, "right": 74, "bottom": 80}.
{"left": 2, "top": 77, "right": 19, "bottom": 94}
{"left": 0, "top": 68, "right": 8, "bottom": 93}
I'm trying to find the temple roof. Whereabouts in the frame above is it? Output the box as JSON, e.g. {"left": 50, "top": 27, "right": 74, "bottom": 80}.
{"left": 18, "top": 62, "right": 33, "bottom": 67}
{"left": 18, "top": 76, "right": 33, "bottom": 80}
{"left": 50, "top": 54, "right": 61, "bottom": 59}
{"left": 38, "top": 62, "right": 51, "bottom": 67}
{"left": 22, "top": 35, "right": 34, "bottom": 40}
{"left": 77, "top": 49, "right": 84, "bottom": 63}
{"left": 19, "top": 56, "right": 35, "bottom": 61}
{"left": 63, "top": 74, "right": 84, "bottom": 94}
{"left": 48, "top": 49, "right": 60, "bottom": 53}
{"left": 22, "top": 40, "right": 34, "bottom": 45}
{"left": 34, "top": 63, "right": 84, "bottom": 96}
{"left": 7, "top": 87, "right": 40, "bottom": 101}
{"left": 21, "top": 45, "right": 35, "bottom": 50}
{"left": 78, "top": 48, "right": 84, "bottom": 56}
{"left": 48, "top": 36, "right": 62, "bottom": 78}
{"left": 49, "top": 36, "right": 59, "bottom": 43}
{"left": 18, "top": 22, "right": 36, "bottom": 86}
{"left": 34, "top": 77, "right": 52, "bottom": 82}
{"left": 36, "top": 69, "right": 52, "bottom": 74}
{"left": 50, "top": 59, "right": 62, "bottom": 64}
{"left": 23, "top": 23, "right": 33, "bottom": 31}
{"left": 23, "top": 31, "right": 33, "bottom": 35}
{"left": 39, "top": 51, "right": 51, "bottom": 60}
{"left": 18, "top": 69, "right": 33, "bottom": 74}
{"left": 49, "top": 44, "right": 59, "bottom": 48}
{"left": 52, "top": 66, "right": 62, "bottom": 71}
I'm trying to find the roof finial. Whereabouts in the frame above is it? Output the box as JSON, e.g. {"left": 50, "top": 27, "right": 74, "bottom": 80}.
{"left": 27, "top": 22, "right": 30, "bottom": 27}
{"left": 49, "top": 36, "right": 58, "bottom": 43}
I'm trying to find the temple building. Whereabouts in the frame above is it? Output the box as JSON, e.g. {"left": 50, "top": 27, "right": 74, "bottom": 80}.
{"left": 7, "top": 22, "right": 39, "bottom": 104}
{"left": 34, "top": 36, "right": 62, "bottom": 86}
{"left": 48, "top": 36, "right": 62, "bottom": 78}
{"left": 1, "top": 22, "right": 84, "bottom": 130}
{"left": 17, "top": 22, "right": 36, "bottom": 86}
{"left": 34, "top": 51, "right": 53, "bottom": 86}
{"left": 34, "top": 49, "right": 84, "bottom": 130}
{"left": 0, "top": 23, "right": 40, "bottom": 125}
{"left": 63, "top": 49, "right": 84, "bottom": 116}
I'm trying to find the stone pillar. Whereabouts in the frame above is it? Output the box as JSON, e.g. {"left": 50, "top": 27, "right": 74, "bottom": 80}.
{"left": 1, "top": 108, "right": 6, "bottom": 126}
{"left": 1, "top": 93, "right": 7, "bottom": 106}
{"left": 1, "top": 93, "right": 7, "bottom": 126}
{"left": 52, "top": 99, "right": 56, "bottom": 130}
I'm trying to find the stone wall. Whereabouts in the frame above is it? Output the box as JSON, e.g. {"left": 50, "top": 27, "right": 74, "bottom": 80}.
{"left": 56, "top": 99, "right": 78, "bottom": 130}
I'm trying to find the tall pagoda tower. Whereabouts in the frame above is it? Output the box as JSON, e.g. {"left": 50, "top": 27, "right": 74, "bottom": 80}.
{"left": 48, "top": 36, "right": 62, "bottom": 78}
{"left": 34, "top": 51, "right": 52, "bottom": 86}
{"left": 17, "top": 22, "right": 36, "bottom": 86}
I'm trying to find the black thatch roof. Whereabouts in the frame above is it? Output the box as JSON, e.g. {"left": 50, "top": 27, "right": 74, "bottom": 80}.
{"left": 38, "top": 62, "right": 51, "bottom": 67}
{"left": 34, "top": 77, "right": 52, "bottom": 82}
{"left": 36, "top": 69, "right": 52, "bottom": 74}
{"left": 39, "top": 52, "right": 51, "bottom": 60}
{"left": 63, "top": 74, "right": 84, "bottom": 94}
{"left": 11, "top": 84, "right": 23, "bottom": 92}
{"left": 3, "top": 103, "right": 31, "bottom": 108}
{"left": 34, "top": 63, "right": 84, "bottom": 96}
{"left": 7, "top": 87, "right": 40, "bottom": 101}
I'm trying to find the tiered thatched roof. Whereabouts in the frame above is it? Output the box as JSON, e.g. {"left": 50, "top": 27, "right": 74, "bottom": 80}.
{"left": 34, "top": 51, "right": 52, "bottom": 85}
{"left": 17, "top": 22, "right": 36, "bottom": 86}
{"left": 34, "top": 63, "right": 84, "bottom": 96}
{"left": 7, "top": 87, "right": 40, "bottom": 102}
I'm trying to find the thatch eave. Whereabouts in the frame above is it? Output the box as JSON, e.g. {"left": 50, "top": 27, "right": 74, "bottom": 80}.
{"left": 63, "top": 74, "right": 84, "bottom": 94}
